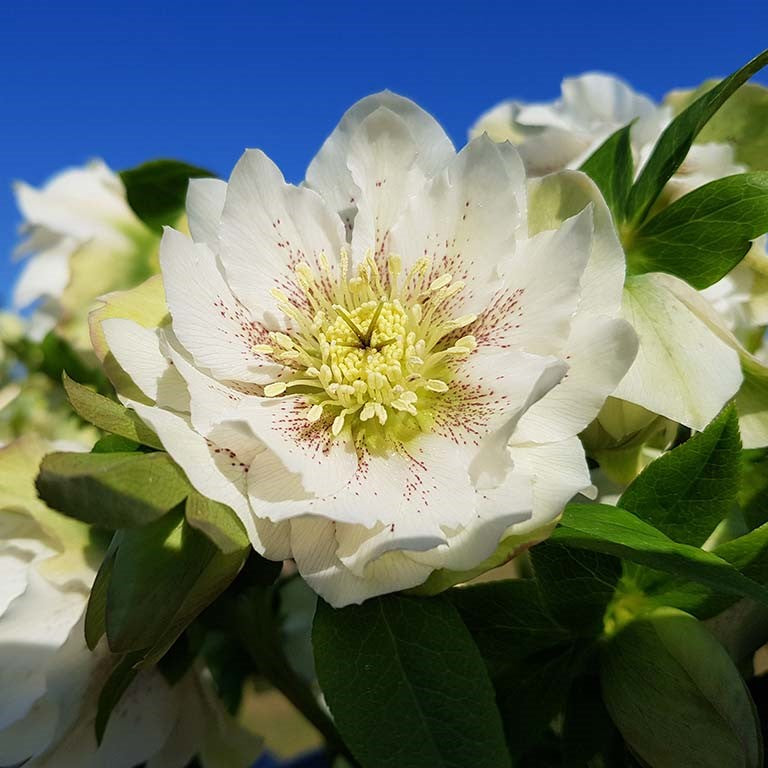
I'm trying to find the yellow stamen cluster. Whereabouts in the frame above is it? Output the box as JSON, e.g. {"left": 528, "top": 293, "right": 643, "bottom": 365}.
{"left": 259, "top": 250, "right": 477, "bottom": 440}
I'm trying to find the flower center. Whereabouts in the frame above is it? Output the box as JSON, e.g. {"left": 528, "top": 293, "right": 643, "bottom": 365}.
{"left": 259, "top": 251, "right": 477, "bottom": 442}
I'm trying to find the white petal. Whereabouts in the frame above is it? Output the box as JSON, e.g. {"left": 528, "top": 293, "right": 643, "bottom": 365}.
{"left": 647, "top": 271, "right": 768, "bottom": 448}
{"left": 466, "top": 207, "right": 593, "bottom": 357}
{"left": 102, "top": 319, "right": 188, "bottom": 409}
{"left": 507, "top": 436, "right": 591, "bottom": 526}
{"left": 0, "top": 512, "right": 57, "bottom": 617}
{"left": 469, "top": 100, "right": 529, "bottom": 143}
{"left": 164, "top": 345, "right": 357, "bottom": 503}
{"left": 306, "top": 91, "right": 455, "bottom": 224}
{"left": 559, "top": 73, "right": 657, "bottom": 127}
{"left": 388, "top": 136, "right": 527, "bottom": 316}
{"left": 736, "top": 356, "right": 768, "bottom": 449}
{"left": 335, "top": 520, "right": 445, "bottom": 577}
{"left": 162, "top": 346, "right": 358, "bottom": 508}
{"left": 234, "top": 395, "right": 359, "bottom": 500}
{"left": 517, "top": 127, "right": 596, "bottom": 176}
{"left": 0, "top": 550, "right": 37, "bottom": 618}
{"left": 27, "top": 669, "right": 179, "bottom": 768}
{"left": 14, "top": 160, "right": 138, "bottom": 243}
{"left": 27, "top": 614, "right": 94, "bottom": 753}
{"left": 346, "top": 106, "right": 430, "bottom": 256}
{"left": 0, "top": 570, "right": 86, "bottom": 730}
{"left": 218, "top": 149, "right": 347, "bottom": 317}
{"left": 613, "top": 273, "right": 743, "bottom": 431}
{"left": 0, "top": 694, "right": 58, "bottom": 765}
{"left": 160, "top": 227, "right": 282, "bottom": 384}
{"left": 407, "top": 471, "right": 534, "bottom": 572}
{"left": 186, "top": 177, "right": 227, "bottom": 248}
{"left": 13, "top": 240, "right": 73, "bottom": 308}
{"left": 289, "top": 517, "right": 433, "bottom": 607}
{"left": 513, "top": 314, "right": 638, "bottom": 443}
{"left": 436, "top": 346, "right": 566, "bottom": 488}
{"left": 143, "top": 674, "right": 205, "bottom": 768}
{"left": 249, "top": 430, "right": 476, "bottom": 540}
{"left": 126, "top": 399, "right": 290, "bottom": 559}
{"left": 527, "top": 170, "right": 626, "bottom": 316}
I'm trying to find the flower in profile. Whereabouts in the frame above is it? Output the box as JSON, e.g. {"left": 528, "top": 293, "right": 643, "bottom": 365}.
{"left": 0, "top": 437, "right": 260, "bottom": 767}
{"left": 12, "top": 160, "right": 158, "bottom": 353}
{"left": 98, "top": 92, "right": 637, "bottom": 606}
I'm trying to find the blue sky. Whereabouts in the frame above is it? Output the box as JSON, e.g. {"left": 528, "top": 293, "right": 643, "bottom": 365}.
{"left": 2, "top": 0, "right": 767, "bottom": 305}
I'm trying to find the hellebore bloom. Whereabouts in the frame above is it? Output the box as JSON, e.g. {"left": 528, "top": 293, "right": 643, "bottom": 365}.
{"left": 470, "top": 72, "right": 744, "bottom": 196}
{"left": 471, "top": 73, "right": 768, "bottom": 340}
{"left": 13, "top": 160, "right": 157, "bottom": 352}
{"left": 98, "top": 93, "right": 637, "bottom": 606}
{"left": 474, "top": 74, "right": 768, "bottom": 445}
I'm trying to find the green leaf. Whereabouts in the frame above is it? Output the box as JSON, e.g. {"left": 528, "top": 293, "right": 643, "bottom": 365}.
{"left": 716, "top": 522, "right": 768, "bottom": 584}
{"left": 84, "top": 534, "right": 120, "bottom": 650}
{"left": 39, "top": 331, "right": 108, "bottom": 390}
{"left": 106, "top": 508, "right": 247, "bottom": 656}
{"left": 601, "top": 607, "right": 762, "bottom": 768}
{"left": 552, "top": 503, "right": 768, "bottom": 607}
{"left": 36, "top": 451, "right": 189, "bottom": 529}
{"left": 677, "top": 82, "right": 768, "bottom": 171}
{"left": 156, "top": 631, "right": 201, "bottom": 686}
{"left": 94, "top": 652, "right": 143, "bottom": 744}
{"left": 313, "top": 594, "right": 511, "bottom": 768}
{"left": 200, "top": 632, "right": 252, "bottom": 715}
{"left": 740, "top": 448, "right": 768, "bottom": 529}
{"left": 91, "top": 434, "right": 141, "bottom": 453}
{"left": 63, "top": 373, "right": 162, "bottom": 450}
{"left": 629, "top": 572, "right": 735, "bottom": 620}
{"left": 120, "top": 159, "right": 215, "bottom": 232}
{"left": 530, "top": 542, "right": 621, "bottom": 637}
{"left": 626, "top": 48, "right": 768, "bottom": 225}
{"left": 495, "top": 642, "right": 591, "bottom": 759}
{"left": 449, "top": 579, "right": 570, "bottom": 678}
{"left": 621, "top": 499, "right": 768, "bottom": 621}
{"left": 184, "top": 490, "right": 249, "bottom": 553}
{"left": 618, "top": 405, "right": 741, "bottom": 545}
{"left": 562, "top": 674, "right": 627, "bottom": 768}
{"left": 580, "top": 124, "right": 634, "bottom": 221}
{"left": 627, "top": 172, "right": 768, "bottom": 289}
{"left": 9, "top": 332, "right": 108, "bottom": 392}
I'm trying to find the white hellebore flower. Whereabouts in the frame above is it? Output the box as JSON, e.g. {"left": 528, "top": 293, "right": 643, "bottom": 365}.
{"left": 13, "top": 160, "right": 155, "bottom": 350}
{"left": 474, "top": 74, "right": 768, "bottom": 443}
{"left": 470, "top": 72, "right": 744, "bottom": 196}
{"left": 0, "top": 437, "right": 259, "bottom": 768}
{"left": 99, "top": 92, "right": 637, "bottom": 607}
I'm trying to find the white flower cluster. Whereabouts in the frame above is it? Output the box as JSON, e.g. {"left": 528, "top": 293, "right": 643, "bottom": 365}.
{"left": 2, "top": 71, "right": 768, "bottom": 766}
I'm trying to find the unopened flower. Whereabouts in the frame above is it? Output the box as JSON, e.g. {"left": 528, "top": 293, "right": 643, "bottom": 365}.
{"left": 97, "top": 92, "right": 636, "bottom": 606}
